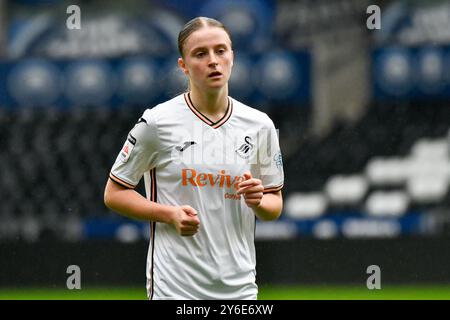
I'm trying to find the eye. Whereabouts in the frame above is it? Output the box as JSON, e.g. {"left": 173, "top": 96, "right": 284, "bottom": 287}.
{"left": 195, "top": 52, "right": 205, "bottom": 58}
{"left": 217, "top": 48, "right": 226, "bottom": 54}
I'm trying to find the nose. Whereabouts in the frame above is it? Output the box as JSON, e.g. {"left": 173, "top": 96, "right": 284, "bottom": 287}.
{"left": 208, "top": 52, "right": 218, "bottom": 67}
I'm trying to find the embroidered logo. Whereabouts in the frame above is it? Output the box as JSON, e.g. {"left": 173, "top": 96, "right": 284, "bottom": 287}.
{"left": 235, "top": 136, "right": 254, "bottom": 159}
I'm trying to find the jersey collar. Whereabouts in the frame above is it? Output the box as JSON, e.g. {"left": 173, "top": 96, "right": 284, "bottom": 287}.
{"left": 183, "top": 92, "right": 233, "bottom": 129}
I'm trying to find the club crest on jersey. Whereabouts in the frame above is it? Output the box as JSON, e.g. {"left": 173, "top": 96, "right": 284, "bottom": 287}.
{"left": 120, "top": 134, "right": 136, "bottom": 163}
{"left": 235, "top": 136, "right": 254, "bottom": 159}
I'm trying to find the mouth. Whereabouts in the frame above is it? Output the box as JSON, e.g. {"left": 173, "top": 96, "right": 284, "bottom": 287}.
{"left": 208, "top": 71, "right": 222, "bottom": 78}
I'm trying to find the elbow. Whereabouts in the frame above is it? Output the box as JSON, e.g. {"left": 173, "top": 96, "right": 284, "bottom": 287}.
{"left": 259, "top": 191, "right": 283, "bottom": 221}
{"left": 104, "top": 190, "right": 112, "bottom": 209}
{"left": 257, "top": 206, "right": 283, "bottom": 221}
{"left": 104, "top": 184, "right": 115, "bottom": 210}
{"left": 267, "top": 196, "right": 283, "bottom": 221}
{"left": 104, "top": 178, "right": 132, "bottom": 213}
{"left": 262, "top": 209, "right": 282, "bottom": 221}
{"left": 255, "top": 193, "right": 283, "bottom": 221}
{"left": 273, "top": 208, "right": 283, "bottom": 221}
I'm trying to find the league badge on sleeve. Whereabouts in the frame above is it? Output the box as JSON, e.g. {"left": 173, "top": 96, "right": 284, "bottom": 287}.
{"left": 120, "top": 134, "right": 136, "bottom": 163}
{"left": 274, "top": 151, "right": 283, "bottom": 169}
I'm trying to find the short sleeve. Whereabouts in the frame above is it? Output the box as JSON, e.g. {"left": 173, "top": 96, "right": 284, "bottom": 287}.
{"left": 109, "top": 110, "right": 159, "bottom": 188}
{"left": 253, "top": 117, "right": 284, "bottom": 193}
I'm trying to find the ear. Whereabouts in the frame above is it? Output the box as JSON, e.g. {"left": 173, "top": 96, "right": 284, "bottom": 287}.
{"left": 230, "top": 50, "right": 234, "bottom": 67}
{"left": 178, "top": 57, "right": 189, "bottom": 75}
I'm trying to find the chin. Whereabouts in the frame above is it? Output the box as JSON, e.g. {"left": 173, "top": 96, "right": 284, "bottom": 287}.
{"left": 205, "top": 82, "right": 226, "bottom": 90}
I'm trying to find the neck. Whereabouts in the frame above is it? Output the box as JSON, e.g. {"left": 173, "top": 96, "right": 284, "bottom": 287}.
{"left": 189, "top": 86, "right": 229, "bottom": 117}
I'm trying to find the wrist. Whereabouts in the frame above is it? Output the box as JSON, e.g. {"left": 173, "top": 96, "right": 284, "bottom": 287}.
{"left": 152, "top": 202, "right": 177, "bottom": 225}
{"left": 166, "top": 206, "right": 178, "bottom": 225}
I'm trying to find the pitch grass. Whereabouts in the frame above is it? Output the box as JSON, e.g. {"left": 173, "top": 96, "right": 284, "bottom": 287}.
{"left": 0, "top": 285, "right": 449, "bottom": 300}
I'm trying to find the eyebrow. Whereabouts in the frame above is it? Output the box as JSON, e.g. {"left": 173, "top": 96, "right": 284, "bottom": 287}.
{"left": 190, "top": 43, "right": 228, "bottom": 54}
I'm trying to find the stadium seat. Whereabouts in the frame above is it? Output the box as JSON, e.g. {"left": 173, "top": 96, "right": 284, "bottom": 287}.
{"left": 407, "top": 158, "right": 450, "bottom": 180}
{"left": 365, "top": 191, "right": 409, "bottom": 217}
{"left": 411, "top": 138, "right": 449, "bottom": 160}
{"left": 325, "top": 174, "right": 368, "bottom": 205}
{"left": 365, "top": 157, "right": 409, "bottom": 186}
{"left": 284, "top": 192, "right": 327, "bottom": 219}
{"left": 407, "top": 175, "right": 449, "bottom": 204}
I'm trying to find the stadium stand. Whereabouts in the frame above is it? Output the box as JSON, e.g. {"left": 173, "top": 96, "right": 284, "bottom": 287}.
{"left": 1, "top": 97, "right": 448, "bottom": 240}
{"left": 0, "top": 106, "right": 143, "bottom": 241}
{"left": 284, "top": 101, "right": 450, "bottom": 225}
{"left": 1, "top": 0, "right": 449, "bottom": 240}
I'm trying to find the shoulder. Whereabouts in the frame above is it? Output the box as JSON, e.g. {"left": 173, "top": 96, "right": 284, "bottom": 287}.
{"left": 230, "top": 97, "right": 274, "bottom": 128}
{"left": 141, "top": 94, "right": 186, "bottom": 123}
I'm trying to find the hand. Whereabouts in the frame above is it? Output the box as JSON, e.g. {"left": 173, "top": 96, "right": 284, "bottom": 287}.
{"left": 170, "top": 205, "right": 200, "bottom": 236}
{"left": 237, "top": 171, "right": 264, "bottom": 208}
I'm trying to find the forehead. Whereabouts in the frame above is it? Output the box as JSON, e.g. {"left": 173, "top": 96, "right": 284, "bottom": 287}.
{"left": 184, "top": 27, "right": 231, "bottom": 52}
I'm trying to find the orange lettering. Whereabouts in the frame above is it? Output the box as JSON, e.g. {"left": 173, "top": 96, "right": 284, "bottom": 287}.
{"left": 224, "top": 193, "right": 241, "bottom": 200}
{"left": 219, "top": 170, "right": 226, "bottom": 187}
{"left": 207, "top": 173, "right": 220, "bottom": 186}
{"left": 182, "top": 169, "right": 197, "bottom": 186}
{"left": 225, "top": 175, "right": 232, "bottom": 188}
{"left": 197, "top": 173, "right": 208, "bottom": 187}
{"left": 182, "top": 169, "right": 245, "bottom": 190}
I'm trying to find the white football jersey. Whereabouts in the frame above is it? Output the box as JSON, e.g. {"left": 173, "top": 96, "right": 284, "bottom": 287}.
{"left": 110, "top": 93, "right": 284, "bottom": 300}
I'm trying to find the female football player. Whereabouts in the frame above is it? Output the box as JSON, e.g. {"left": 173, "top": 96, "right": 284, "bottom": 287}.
{"left": 104, "top": 17, "right": 284, "bottom": 300}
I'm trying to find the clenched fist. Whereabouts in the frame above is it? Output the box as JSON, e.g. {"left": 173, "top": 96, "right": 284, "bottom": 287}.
{"left": 170, "top": 205, "right": 200, "bottom": 236}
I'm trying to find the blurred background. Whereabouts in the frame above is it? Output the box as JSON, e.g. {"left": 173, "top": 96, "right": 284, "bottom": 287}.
{"left": 0, "top": 0, "right": 450, "bottom": 298}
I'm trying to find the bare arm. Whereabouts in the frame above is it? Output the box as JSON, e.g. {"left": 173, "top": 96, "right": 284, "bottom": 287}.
{"left": 104, "top": 178, "right": 200, "bottom": 236}
{"left": 251, "top": 191, "right": 283, "bottom": 221}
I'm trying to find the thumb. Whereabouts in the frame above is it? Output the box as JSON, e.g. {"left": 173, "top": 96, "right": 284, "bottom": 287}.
{"left": 243, "top": 171, "right": 252, "bottom": 180}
